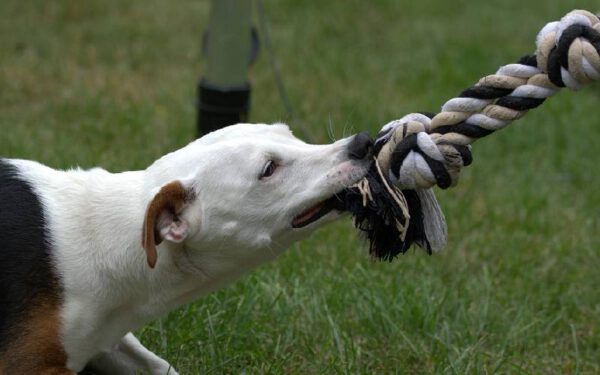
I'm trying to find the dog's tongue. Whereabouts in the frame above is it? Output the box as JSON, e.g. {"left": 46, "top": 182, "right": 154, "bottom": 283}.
{"left": 292, "top": 203, "right": 324, "bottom": 228}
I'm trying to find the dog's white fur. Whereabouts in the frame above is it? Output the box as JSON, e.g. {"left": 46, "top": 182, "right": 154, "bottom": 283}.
{"left": 11, "top": 123, "right": 369, "bottom": 373}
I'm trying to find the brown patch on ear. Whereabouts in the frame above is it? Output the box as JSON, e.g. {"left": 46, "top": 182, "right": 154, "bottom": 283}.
{"left": 142, "top": 181, "right": 193, "bottom": 268}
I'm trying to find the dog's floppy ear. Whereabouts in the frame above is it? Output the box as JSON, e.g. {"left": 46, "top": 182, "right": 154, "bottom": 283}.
{"left": 142, "top": 180, "right": 195, "bottom": 268}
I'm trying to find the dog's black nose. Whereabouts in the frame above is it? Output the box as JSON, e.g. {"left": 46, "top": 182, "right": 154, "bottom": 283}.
{"left": 347, "top": 132, "right": 373, "bottom": 160}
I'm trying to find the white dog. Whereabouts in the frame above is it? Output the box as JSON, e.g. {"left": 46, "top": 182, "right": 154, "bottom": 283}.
{"left": 0, "top": 123, "right": 373, "bottom": 374}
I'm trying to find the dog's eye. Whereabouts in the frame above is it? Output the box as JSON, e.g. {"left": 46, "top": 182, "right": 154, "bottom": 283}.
{"left": 260, "top": 160, "right": 278, "bottom": 179}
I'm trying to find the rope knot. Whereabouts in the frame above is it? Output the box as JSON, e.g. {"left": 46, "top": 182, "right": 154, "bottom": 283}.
{"left": 375, "top": 114, "right": 471, "bottom": 190}
{"left": 536, "top": 10, "right": 600, "bottom": 89}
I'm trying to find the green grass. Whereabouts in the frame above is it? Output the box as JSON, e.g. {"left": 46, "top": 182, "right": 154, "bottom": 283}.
{"left": 2, "top": 0, "right": 600, "bottom": 373}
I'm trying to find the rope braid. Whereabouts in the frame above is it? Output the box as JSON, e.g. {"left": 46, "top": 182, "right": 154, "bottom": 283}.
{"left": 340, "top": 9, "right": 600, "bottom": 260}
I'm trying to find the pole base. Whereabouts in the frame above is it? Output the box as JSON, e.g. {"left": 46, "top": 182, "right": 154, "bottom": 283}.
{"left": 197, "top": 79, "right": 251, "bottom": 136}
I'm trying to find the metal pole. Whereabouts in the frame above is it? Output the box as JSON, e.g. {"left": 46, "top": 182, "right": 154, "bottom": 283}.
{"left": 197, "top": 0, "right": 254, "bottom": 136}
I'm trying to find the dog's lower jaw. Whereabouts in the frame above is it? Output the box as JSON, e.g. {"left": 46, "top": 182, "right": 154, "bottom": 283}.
{"left": 291, "top": 164, "right": 369, "bottom": 230}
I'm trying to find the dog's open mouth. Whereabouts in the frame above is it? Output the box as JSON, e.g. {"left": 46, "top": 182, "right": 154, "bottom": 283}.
{"left": 291, "top": 194, "right": 346, "bottom": 229}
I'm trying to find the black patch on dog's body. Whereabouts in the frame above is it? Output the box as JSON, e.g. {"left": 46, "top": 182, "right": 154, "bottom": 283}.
{"left": 0, "top": 159, "right": 60, "bottom": 351}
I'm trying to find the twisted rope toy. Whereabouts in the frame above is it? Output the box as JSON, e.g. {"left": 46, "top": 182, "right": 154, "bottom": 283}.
{"left": 340, "top": 9, "right": 600, "bottom": 260}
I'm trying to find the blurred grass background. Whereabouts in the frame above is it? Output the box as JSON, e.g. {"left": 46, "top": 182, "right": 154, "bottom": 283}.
{"left": 1, "top": 0, "right": 599, "bottom": 373}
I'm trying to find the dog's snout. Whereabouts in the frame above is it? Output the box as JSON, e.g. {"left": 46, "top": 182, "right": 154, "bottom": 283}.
{"left": 347, "top": 132, "right": 373, "bottom": 160}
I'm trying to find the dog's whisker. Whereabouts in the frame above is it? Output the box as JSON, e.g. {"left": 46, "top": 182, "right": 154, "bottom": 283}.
{"left": 342, "top": 122, "right": 352, "bottom": 139}
{"left": 327, "top": 115, "right": 337, "bottom": 142}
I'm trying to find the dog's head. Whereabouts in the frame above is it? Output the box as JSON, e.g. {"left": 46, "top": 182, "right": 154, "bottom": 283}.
{"left": 141, "top": 123, "right": 372, "bottom": 274}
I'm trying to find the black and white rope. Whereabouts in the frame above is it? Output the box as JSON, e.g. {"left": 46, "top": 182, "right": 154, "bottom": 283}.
{"left": 342, "top": 9, "right": 600, "bottom": 260}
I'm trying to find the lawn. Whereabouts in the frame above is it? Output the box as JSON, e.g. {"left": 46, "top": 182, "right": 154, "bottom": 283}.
{"left": 1, "top": 0, "right": 599, "bottom": 373}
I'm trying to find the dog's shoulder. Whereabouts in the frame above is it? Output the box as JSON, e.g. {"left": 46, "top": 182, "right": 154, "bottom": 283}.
{"left": 0, "top": 159, "right": 56, "bottom": 306}
{"left": 0, "top": 158, "right": 60, "bottom": 330}
{"left": 0, "top": 159, "right": 67, "bottom": 370}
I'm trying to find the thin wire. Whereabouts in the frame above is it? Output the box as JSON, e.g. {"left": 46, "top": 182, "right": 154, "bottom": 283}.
{"left": 255, "top": 0, "right": 314, "bottom": 142}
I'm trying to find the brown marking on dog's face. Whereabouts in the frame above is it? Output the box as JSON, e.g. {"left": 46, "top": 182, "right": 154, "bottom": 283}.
{"left": 0, "top": 296, "right": 71, "bottom": 374}
{"left": 142, "top": 180, "right": 191, "bottom": 268}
